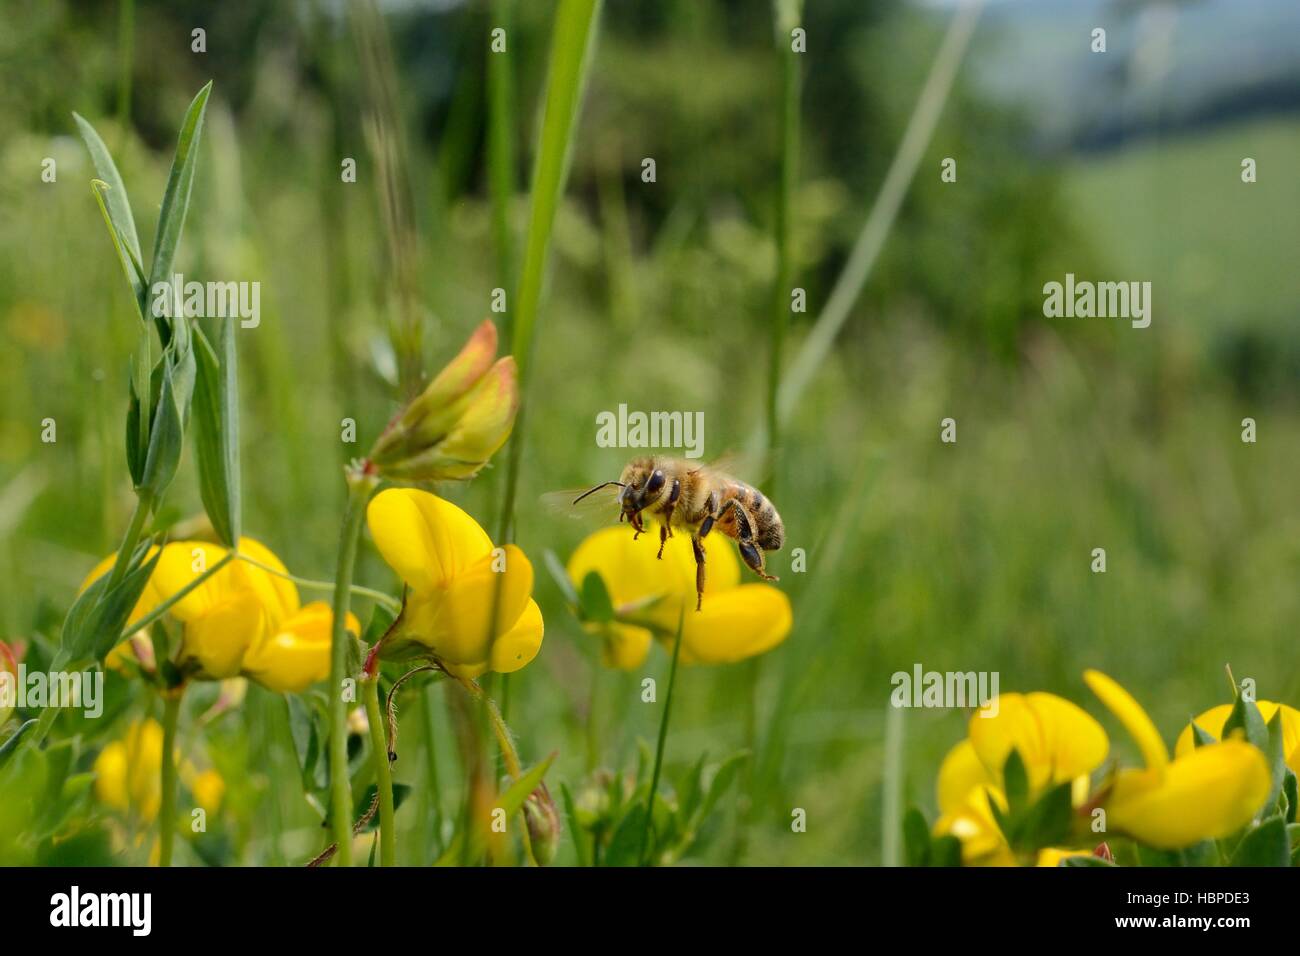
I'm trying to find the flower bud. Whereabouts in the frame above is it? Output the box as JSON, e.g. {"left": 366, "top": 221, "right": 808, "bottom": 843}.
{"left": 0, "top": 641, "right": 17, "bottom": 727}
{"left": 523, "top": 784, "right": 562, "bottom": 866}
{"left": 369, "top": 320, "right": 519, "bottom": 481}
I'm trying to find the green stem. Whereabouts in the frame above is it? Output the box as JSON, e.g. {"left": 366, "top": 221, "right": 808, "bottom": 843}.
{"left": 327, "top": 469, "right": 378, "bottom": 866}
{"left": 235, "top": 552, "right": 401, "bottom": 614}
{"left": 639, "top": 611, "right": 684, "bottom": 866}
{"left": 107, "top": 489, "right": 154, "bottom": 591}
{"left": 158, "top": 690, "right": 182, "bottom": 867}
{"left": 363, "top": 675, "right": 396, "bottom": 866}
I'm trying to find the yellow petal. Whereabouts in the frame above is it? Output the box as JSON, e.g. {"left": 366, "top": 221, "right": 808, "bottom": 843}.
{"left": 1175, "top": 701, "right": 1300, "bottom": 776}
{"left": 676, "top": 584, "right": 792, "bottom": 665}
{"left": 149, "top": 542, "right": 234, "bottom": 622}
{"left": 1104, "top": 740, "right": 1271, "bottom": 849}
{"left": 1084, "top": 669, "right": 1168, "bottom": 770}
{"left": 968, "top": 692, "right": 1108, "bottom": 791}
{"left": 404, "top": 545, "right": 532, "bottom": 668}
{"left": 189, "top": 769, "right": 225, "bottom": 814}
{"left": 231, "top": 537, "right": 300, "bottom": 623}
{"left": 1036, "top": 848, "right": 1092, "bottom": 867}
{"left": 242, "top": 601, "right": 356, "bottom": 693}
{"left": 432, "top": 356, "right": 519, "bottom": 466}
{"left": 93, "top": 740, "right": 130, "bottom": 812}
{"left": 181, "top": 591, "right": 268, "bottom": 679}
{"left": 933, "top": 785, "right": 1012, "bottom": 865}
{"left": 567, "top": 525, "right": 740, "bottom": 627}
{"left": 488, "top": 598, "right": 544, "bottom": 674}
{"left": 937, "top": 739, "right": 997, "bottom": 815}
{"left": 367, "top": 488, "right": 493, "bottom": 593}
{"left": 590, "top": 621, "right": 654, "bottom": 670}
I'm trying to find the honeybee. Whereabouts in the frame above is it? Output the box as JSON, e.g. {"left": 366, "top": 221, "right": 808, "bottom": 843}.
{"left": 571, "top": 456, "right": 785, "bottom": 611}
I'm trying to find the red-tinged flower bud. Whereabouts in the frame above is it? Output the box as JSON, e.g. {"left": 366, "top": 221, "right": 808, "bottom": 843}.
{"left": 1094, "top": 842, "right": 1113, "bottom": 861}
{"left": 523, "top": 783, "right": 562, "bottom": 866}
{"left": 368, "top": 321, "right": 519, "bottom": 482}
{"left": 0, "top": 641, "right": 17, "bottom": 727}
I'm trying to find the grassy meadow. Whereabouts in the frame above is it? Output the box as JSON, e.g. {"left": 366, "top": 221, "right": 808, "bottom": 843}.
{"left": 1, "top": 0, "right": 1298, "bottom": 867}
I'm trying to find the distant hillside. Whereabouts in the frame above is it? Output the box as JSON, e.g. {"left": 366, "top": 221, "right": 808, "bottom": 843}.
{"left": 962, "top": 0, "right": 1300, "bottom": 152}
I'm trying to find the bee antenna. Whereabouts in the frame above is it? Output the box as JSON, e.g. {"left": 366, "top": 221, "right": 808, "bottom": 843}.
{"left": 573, "top": 481, "right": 625, "bottom": 505}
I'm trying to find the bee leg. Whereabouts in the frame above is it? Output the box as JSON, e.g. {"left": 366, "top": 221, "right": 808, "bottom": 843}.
{"left": 691, "top": 536, "right": 706, "bottom": 611}
{"left": 630, "top": 510, "right": 646, "bottom": 539}
{"left": 716, "top": 499, "right": 779, "bottom": 582}
{"left": 656, "top": 479, "right": 681, "bottom": 559}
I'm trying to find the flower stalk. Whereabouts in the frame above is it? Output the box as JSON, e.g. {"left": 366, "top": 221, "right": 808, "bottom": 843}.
{"left": 639, "top": 610, "right": 684, "bottom": 866}
{"left": 362, "top": 670, "right": 396, "bottom": 866}
{"left": 326, "top": 463, "right": 379, "bottom": 866}
{"left": 157, "top": 688, "right": 182, "bottom": 867}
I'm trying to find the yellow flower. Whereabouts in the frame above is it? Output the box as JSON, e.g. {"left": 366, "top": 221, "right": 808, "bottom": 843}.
{"left": 83, "top": 538, "right": 346, "bottom": 693}
{"left": 1174, "top": 700, "right": 1300, "bottom": 776}
{"left": 95, "top": 718, "right": 224, "bottom": 822}
{"left": 966, "top": 691, "right": 1108, "bottom": 796}
{"left": 369, "top": 320, "right": 519, "bottom": 481}
{"left": 0, "top": 641, "right": 16, "bottom": 727}
{"left": 94, "top": 718, "right": 166, "bottom": 820}
{"left": 933, "top": 695, "right": 1106, "bottom": 865}
{"left": 566, "top": 525, "right": 792, "bottom": 668}
{"left": 367, "top": 488, "right": 543, "bottom": 679}
{"left": 1084, "top": 670, "right": 1272, "bottom": 849}
{"left": 242, "top": 602, "right": 360, "bottom": 693}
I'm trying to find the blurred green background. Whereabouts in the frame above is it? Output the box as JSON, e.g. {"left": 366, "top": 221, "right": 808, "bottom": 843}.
{"left": 1, "top": 0, "right": 1298, "bottom": 865}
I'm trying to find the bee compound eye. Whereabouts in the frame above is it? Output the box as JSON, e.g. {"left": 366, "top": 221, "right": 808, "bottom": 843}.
{"left": 647, "top": 470, "right": 665, "bottom": 494}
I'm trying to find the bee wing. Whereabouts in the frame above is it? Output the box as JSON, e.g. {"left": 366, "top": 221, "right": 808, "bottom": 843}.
{"left": 693, "top": 447, "right": 775, "bottom": 483}
{"left": 541, "top": 484, "right": 623, "bottom": 524}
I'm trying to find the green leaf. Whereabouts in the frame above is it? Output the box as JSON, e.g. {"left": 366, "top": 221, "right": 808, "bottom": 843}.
{"left": 190, "top": 320, "right": 241, "bottom": 545}
{"left": 508, "top": 0, "right": 601, "bottom": 376}
{"left": 1222, "top": 692, "right": 1269, "bottom": 753}
{"left": 560, "top": 782, "right": 592, "bottom": 867}
{"left": 542, "top": 549, "right": 581, "bottom": 608}
{"left": 1262, "top": 710, "right": 1287, "bottom": 813}
{"left": 902, "top": 808, "right": 931, "bottom": 866}
{"left": 1002, "top": 747, "right": 1029, "bottom": 814}
{"left": 1016, "top": 780, "right": 1074, "bottom": 853}
{"left": 1282, "top": 769, "right": 1298, "bottom": 825}
{"left": 74, "top": 113, "right": 145, "bottom": 314}
{"left": 1229, "top": 815, "right": 1290, "bottom": 867}
{"left": 61, "top": 541, "right": 162, "bottom": 664}
{"left": 1064, "top": 855, "right": 1116, "bottom": 867}
{"left": 0, "top": 719, "right": 39, "bottom": 765}
{"left": 579, "top": 570, "right": 614, "bottom": 623}
{"left": 602, "top": 801, "right": 647, "bottom": 867}
{"left": 695, "top": 750, "right": 749, "bottom": 825}
{"left": 148, "top": 82, "right": 214, "bottom": 314}
{"left": 1190, "top": 720, "right": 1216, "bottom": 748}
{"left": 138, "top": 358, "right": 186, "bottom": 498}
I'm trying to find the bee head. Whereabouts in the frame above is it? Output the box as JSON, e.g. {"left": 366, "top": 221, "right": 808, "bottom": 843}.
{"left": 618, "top": 457, "right": 667, "bottom": 517}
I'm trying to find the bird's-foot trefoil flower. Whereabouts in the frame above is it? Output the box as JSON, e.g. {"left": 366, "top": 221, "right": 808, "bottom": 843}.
{"left": 1084, "top": 669, "right": 1271, "bottom": 850}
{"left": 566, "top": 524, "right": 791, "bottom": 668}
{"left": 83, "top": 539, "right": 354, "bottom": 694}
{"left": 366, "top": 488, "right": 543, "bottom": 678}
